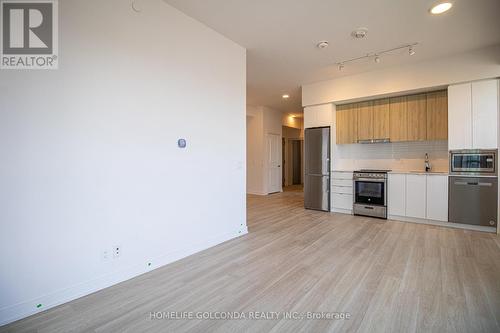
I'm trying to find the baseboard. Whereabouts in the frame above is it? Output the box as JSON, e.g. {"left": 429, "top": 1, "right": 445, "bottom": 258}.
{"left": 246, "top": 190, "right": 267, "bottom": 196}
{"left": 388, "top": 215, "right": 496, "bottom": 233}
{"left": 0, "top": 228, "right": 248, "bottom": 327}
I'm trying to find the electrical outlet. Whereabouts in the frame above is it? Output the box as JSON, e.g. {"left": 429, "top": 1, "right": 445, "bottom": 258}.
{"left": 101, "top": 250, "right": 109, "bottom": 261}
{"left": 113, "top": 245, "right": 121, "bottom": 258}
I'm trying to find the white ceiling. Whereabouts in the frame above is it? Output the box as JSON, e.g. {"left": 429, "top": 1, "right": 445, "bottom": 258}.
{"left": 163, "top": 0, "right": 500, "bottom": 114}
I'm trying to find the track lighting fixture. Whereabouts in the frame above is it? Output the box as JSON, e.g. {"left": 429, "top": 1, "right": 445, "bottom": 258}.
{"left": 335, "top": 43, "right": 418, "bottom": 71}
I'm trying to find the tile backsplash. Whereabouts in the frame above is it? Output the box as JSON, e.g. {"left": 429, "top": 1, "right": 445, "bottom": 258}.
{"left": 333, "top": 141, "right": 449, "bottom": 172}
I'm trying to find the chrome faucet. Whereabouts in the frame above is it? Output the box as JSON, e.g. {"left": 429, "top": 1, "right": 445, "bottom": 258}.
{"left": 425, "top": 153, "right": 431, "bottom": 172}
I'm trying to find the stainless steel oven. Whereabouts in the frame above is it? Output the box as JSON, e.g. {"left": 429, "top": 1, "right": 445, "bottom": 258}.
{"left": 450, "top": 149, "right": 497, "bottom": 176}
{"left": 353, "top": 170, "right": 389, "bottom": 219}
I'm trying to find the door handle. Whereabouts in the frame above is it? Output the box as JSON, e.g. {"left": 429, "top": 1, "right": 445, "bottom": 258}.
{"left": 455, "top": 181, "right": 492, "bottom": 187}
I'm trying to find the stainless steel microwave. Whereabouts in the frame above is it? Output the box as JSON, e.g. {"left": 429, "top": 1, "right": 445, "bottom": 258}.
{"left": 449, "top": 149, "right": 497, "bottom": 176}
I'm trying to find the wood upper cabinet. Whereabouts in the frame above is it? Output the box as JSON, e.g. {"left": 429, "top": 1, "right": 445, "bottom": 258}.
{"left": 407, "top": 94, "right": 427, "bottom": 141}
{"left": 426, "top": 90, "right": 448, "bottom": 141}
{"left": 373, "top": 98, "right": 390, "bottom": 140}
{"left": 389, "top": 96, "right": 408, "bottom": 142}
{"left": 357, "top": 101, "right": 373, "bottom": 141}
{"left": 336, "top": 103, "right": 358, "bottom": 144}
{"left": 336, "top": 91, "right": 449, "bottom": 144}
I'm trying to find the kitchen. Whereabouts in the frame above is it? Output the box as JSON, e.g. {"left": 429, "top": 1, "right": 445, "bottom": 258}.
{"left": 304, "top": 77, "right": 499, "bottom": 234}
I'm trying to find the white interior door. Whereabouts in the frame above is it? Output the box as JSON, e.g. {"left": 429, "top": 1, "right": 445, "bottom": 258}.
{"left": 267, "top": 134, "right": 282, "bottom": 193}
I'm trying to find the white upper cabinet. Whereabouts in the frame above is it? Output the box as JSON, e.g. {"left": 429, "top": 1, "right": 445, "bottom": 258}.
{"left": 304, "top": 104, "right": 333, "bottom": 129}
{"left": 388, "top": 174, "right": 406, "bottom": 216}
{"left": 426, "top": 175, "right": 448, "bottom": 222}
{"left": 448, "top": 79, "right": 499, "bottom": 150}
{"left": 472, "top": 80, "right": 499, "bottom": 149}
{"left": 448, "top": 83, "right": 472, "bottom": 150}
{"left": 405, "top": 174, "right": 427, "bottom": 219}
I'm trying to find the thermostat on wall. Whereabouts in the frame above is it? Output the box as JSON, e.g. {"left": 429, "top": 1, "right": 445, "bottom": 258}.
{"left": 177, "top": 138, "right": 187, "bottom": 148}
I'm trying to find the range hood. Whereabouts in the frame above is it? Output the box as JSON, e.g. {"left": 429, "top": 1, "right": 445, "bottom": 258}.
{"left": 357, "top": 138, "right": 391, "bottom": 144}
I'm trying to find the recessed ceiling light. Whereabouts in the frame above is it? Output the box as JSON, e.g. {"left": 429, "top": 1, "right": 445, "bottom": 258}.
{"left": 282, "top": 94, "right": 290, "bottom": 99}
{"left": 430, "top": 2, "right": 452, "bottom": 14}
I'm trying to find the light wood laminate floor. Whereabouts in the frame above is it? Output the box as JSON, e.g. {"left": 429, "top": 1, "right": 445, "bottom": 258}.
{"left": 2, "top": 188, "right": 500, "bottom": 332}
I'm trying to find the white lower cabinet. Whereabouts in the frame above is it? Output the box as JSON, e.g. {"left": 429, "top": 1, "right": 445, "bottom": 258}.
{"left": 405, "top": 175, "right": 427, "bottom": 219}
{"left": 388, "top": 173, "right": 448, "bottom": 222}
{"left": 426, "top": 175, "right": 448, "bottom": 222}
{"left": 332, "top": 185, "right": 352, "bottom": 195}
{"left": 332, "top": 193, "right": 353, "bottom": 210}
{"left": 331, "top": 171, "right": 353, "bottom": 212}
{"left": 388, "top": 174, "right": 406, "bottom": 216}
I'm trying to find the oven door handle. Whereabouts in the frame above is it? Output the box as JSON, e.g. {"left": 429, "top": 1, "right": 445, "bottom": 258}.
{"left": 354, "top": 178, "right": 385, "bottom": 182}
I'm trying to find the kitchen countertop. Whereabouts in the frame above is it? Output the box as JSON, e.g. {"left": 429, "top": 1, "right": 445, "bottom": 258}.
{"left": 332, "top": 169, "right": 449, "bottom": 175}
{"left": 389, "top": 171, "right": 449, "bottom": 175}
{"left": 332, "top": 170, "right": 499, "bottom": 177}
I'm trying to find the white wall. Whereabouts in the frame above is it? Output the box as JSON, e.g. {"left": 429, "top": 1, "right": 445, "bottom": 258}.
{"left": 282, "top": 126, "right": 303, "bottom": 186}
{"left": 263, "top": 106, "right": 283, "bottom": 135}
{"left": 334, "top": 141, "right": 449, "bottom": 172}
{"left": 282, "top": 126, "right": 301, "bottom": 139}
{"left": 246, "top": 106, "right": 282, "bottom": 194}
{"left": 282, "top": 114, "right": 303, "bottom": 132}
{"left": 246, "top": 107, "right": 265, "bottom": 194}
{"left": 303, "top": 44, "right": 500, "bottom": 106}
{"left": 0, "top": 0, "right": 246, "bottom": 325}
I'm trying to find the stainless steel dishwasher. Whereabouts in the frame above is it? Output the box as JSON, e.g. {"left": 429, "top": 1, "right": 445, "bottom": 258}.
{"left": 448, "top": 176, "right": 498, "bottom": 226}
{"left": 448, "top": 149, "right": 498, "bottom": 227}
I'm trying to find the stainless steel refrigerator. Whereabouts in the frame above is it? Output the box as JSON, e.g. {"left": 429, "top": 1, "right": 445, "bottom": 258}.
{"left": 304, "top": 127, "right": 330, "bottom": 211}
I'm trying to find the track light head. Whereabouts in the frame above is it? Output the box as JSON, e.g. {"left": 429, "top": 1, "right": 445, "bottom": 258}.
{"left": 409, "top": 47, "right": 416, "bottom": 56}
{"left": 338, "top": 63, "right": 345, "bottom": 71}
{"left": 374, "top": 55, "right": 380, "bottom": 63}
